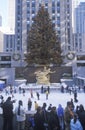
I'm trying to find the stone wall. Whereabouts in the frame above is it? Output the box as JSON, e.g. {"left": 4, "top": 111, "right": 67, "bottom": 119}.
{"left": 15, "top": 66, "right": 72, "bottom": 83}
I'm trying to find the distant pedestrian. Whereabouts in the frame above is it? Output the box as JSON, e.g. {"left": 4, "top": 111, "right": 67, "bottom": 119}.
{"left": 22, "top": 89, "right": 25, "bottom": 96}
{"left": 28, "top": 98, "right": 32, "bottom": 111}
{"left": 30, "top": 89, "right": 33, "bottom": 98}
{"left": 70, "top": 98, "right": 74, "bottom": 111}
{"left": 61, "top": 86, "right": 64, "bottom": 93}
{"left": 47, "top": 86, "right": 50, "bottom": 93}
{"left": 41, "top": 86, "right": 43, "bottom": 93}
{"left": 46, "top": 90, "right": 48, "bottom": 100}
{"left": 66, "top": 85, "right": 69, "bottom": 93}
{"left": 34, "top": 101, "right": 38, "bottom": 111}
{"left": 74, "top": 90, "right": 78, "bottom": 102}
{"left": 5, "top": 88, "right": 9, "bottom": 95}
{"left": 36, "top": 92, "right": 40, "bottom": 100}
{"left": 19, "top": 87, "right": 21, "bottom": 94}
{"left": 83, "top": 86, "right": 85, "bottom": 93}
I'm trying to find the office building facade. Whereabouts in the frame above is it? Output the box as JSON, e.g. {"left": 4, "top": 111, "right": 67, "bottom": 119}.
{"left": 8, "top": 0, "right": 15, "bottom": 30}
{"left": 75, "top": 2, "right": 85, "bottom": 34}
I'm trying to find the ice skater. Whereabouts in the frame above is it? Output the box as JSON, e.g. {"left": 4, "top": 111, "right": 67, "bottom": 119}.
{"left": 36, "top": 92, "right": 40, "bottom": 100}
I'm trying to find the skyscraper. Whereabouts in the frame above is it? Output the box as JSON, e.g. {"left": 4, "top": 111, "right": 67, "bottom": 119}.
{"left": 8, "top": 0, "right": 15, "bottom": 31}
{"left": 73, "top": 2, "right": 85, "bottom": 52}
{"left": 72, "top": 0, "right": 79, "bottom": 33}
{"left": 75, "top": 2, "right": 85, "bottom": 34}
{"left": 0, "top": 15, "right": 2, "bottom": 26}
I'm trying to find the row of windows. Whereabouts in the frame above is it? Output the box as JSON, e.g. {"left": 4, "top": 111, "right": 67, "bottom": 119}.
{"left": 0, "top": 56, "right": 11, "bottom": 61}
{"left": 0, "top": 64, "right": 11, "bottom": 68}
{"left": 27, "top": 2, "right": 60, "bottom": 7}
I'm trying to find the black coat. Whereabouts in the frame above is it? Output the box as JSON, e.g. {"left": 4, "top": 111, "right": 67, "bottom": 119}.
{"left": 34, "top": 112, "right": 44, "bottom": 130}
{"left": 49, "top": 111, "right": 60, "bottom": 130}
{"left": 78, "top": 110, "right": 85, "bottom": 130}
{"left": 2, "top": 100, "right": 13, "bottom": 119}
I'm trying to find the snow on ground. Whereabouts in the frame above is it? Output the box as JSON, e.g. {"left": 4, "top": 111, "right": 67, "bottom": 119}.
{"left": 0, "top": 83, "right": 85, "bottom": 114}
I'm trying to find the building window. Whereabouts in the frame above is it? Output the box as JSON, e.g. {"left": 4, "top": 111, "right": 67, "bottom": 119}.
{"left": 18, "top": 0, "right": 20, "bottom": 3}
{"left": 52, "top": 16, "right": 55, "bottom": 20}
{"left": 52, "top": 7, "right": 55, "bottom": 13}
{"left": 0, "top": 64, "right": 11, "bottom": 68}
{"left": 32, "top": 2, "right": 35, "bottom": 7}
{"left": 1, "top": 56, "right": 11, "bottom": 61}
{"left": 27, "top": 3, "right": 30, "bottom": 7}
{"left": 27, "top": 10, "right": 30, "bottom": 14}
{"left": 52, "top": 1, "right": 55, "bottom": 7}
{"left": 57, "top": 7, "right": 60, "bottom": 13}
{"left": 57, "top": 1, "right": 60, "bottom": 6}
{"left": 17, "top": 46, "right": 20, "bottom": 50}
{"left": 32, "top": 8, "right": 35, "bottom": 14}
{"left": 45, "top": 3, "right": 48, "bottom": 7}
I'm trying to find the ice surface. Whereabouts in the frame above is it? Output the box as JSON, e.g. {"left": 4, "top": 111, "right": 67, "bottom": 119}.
{"left": 0, "top": 83, "right": 85, "bottom": 114}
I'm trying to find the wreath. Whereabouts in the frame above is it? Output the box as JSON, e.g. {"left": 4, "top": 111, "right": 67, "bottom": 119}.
{"left": 12, "top": 53, "right": 21, "bottom": 61}
{"left": 66, "top": 52, "right": 75, "bottom": 60}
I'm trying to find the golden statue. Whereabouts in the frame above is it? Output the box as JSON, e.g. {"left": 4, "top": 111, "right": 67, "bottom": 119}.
{"left": 35, "top": 66, "right": 54, "bottom": 85}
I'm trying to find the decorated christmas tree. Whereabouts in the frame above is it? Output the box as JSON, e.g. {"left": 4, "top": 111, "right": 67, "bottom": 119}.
{"left": 25, "top": 6, "right": 62, "bottom": 66}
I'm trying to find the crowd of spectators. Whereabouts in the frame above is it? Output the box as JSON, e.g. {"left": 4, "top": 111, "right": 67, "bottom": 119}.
{"left": 0, "top": 95, "right": 85, "bottom": 130}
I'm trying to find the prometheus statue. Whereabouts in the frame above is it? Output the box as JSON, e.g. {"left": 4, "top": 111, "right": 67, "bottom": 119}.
{"left": 35, "top": 66, "right": 54, "bottom": 85}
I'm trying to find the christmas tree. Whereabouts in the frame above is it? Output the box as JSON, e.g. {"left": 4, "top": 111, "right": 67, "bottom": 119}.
{"left": 25, "top": 6, "right": 62, "bottom": 66}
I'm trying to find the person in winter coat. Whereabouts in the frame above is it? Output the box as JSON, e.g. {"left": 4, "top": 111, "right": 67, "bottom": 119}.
{"left": 57, "top": 104, "right": 64, "bottom": 130}
{"left": 36, "top": 92, "right": 40, "bottom": 100}
{"left": 28, "top": 98, "right": 32, "bottom": 111}
{"left": 46, "top": 90, "right": 48, "bottom": 100}
{"left": 64, "top": 101, "right": 74, "bottom": 130}
{"left": 41, "top": 102, "right": 49, "bottom": 130}
{"left": 49, "top": 106, "right": 61, "bottom": 130}
{"left": 15, "top": 100, "right": 26, "bottom": 130}
{"left": 34, "top": 106, "right": 44, "bottom": 130}
{"left": 2, "top": 96, "right": 14, "bottom": 130}
{"left": 34, "top": 101, "right": 38, "bottom": 111}
{"left": 70, "top": 113, "right": 83, "bottom": 130}
{"left": 77, "top": 104, "right": 85, "bottom": 130}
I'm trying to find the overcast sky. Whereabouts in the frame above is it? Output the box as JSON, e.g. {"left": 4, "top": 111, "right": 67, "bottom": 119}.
{"left": 0, "top": 0, "right": 8, "bottom": 26}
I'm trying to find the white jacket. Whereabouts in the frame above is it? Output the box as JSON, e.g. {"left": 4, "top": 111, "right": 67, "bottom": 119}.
{"left": 15, "top": 106, "right": 26, "bottom": 122}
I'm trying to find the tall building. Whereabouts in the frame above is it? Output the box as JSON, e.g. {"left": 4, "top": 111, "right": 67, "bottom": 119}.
{"left": 72, "top": 0, "right": 79, "bottom": 33}
{"left": 72, "top": 2, "right": 85, "bottom": 77}
{"left": 8, "top": 0, "right": 15, "bottom": 31}
{"left": 75, "top": 2, "right": 85, "bottom": 34}
{"left": 15, "top": 0, "right": 72, "bottom": 63}
{"left": 0, "top": 27, "right": 15, "bottom": 52}
{"left": 0, "top": 15, "right": 2, "bottom": 26}
{"left": 73, "top": 2, "right": 85, "bottom": 53}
